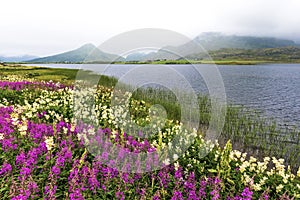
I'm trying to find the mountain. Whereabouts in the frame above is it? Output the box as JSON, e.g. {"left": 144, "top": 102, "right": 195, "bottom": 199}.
{"left": 126, "top": 33, "right": 300, "bottom": 61}
{"left": 186, "top": 46, "right": 300, "bottom": 62}
{"left": 0, "top": 55, "right": 38, "bottom": 62}
{"left": 27, "top": 44, "right": 124, "bottom": 63}
{"left": 193, "top": 32, "right": 299, "bottom": 50}
{"left": 126, "top": 52, "right": 148, "bottom": 61}
{"left": 12, "top": 33, "right": 300, "bottom": 63}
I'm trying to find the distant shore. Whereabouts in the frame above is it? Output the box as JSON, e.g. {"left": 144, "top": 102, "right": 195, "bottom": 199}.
{"left": 3, "top": 59, "right": 300, "bottom": 66}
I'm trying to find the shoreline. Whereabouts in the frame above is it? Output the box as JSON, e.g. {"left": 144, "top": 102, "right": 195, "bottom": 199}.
{"left": 4, "top": 60, "right": 300, "bottom": 66}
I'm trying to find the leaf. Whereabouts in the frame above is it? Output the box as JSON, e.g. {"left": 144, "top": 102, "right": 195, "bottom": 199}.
{"left": 226, "top": 178, "right": 235, "bottom": 185}
{"left": 208, "top": 169, "right": 218, "bottom": 173}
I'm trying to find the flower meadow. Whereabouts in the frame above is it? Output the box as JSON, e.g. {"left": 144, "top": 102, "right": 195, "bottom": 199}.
{"left": 0, "top": 75, "right": 300, "bottom": 199}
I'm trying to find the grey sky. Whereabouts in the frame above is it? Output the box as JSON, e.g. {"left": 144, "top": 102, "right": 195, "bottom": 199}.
{"left": 1, "top": 0, "right": 300, "bottom": 56}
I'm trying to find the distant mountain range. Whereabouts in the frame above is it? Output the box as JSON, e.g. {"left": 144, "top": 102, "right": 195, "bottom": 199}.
{"left": 28, "top": 43, "right": 124, "bottom": 63}
{"left": 2, "top": 33, "right": 300, "bottom": 63}
{"left": 0, "top": 55, "right": 38, "bottom": 62}
{"left": 126, "top": 32, "right": 300, "bottom": 61}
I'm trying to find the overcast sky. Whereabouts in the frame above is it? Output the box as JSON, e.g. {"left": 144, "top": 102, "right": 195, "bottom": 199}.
{"left": 1, "top": 0, "right": 300, "bottom": 56}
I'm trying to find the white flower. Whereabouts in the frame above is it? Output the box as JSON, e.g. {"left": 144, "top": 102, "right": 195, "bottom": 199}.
{"left": 174, "top": 162, "right": 180, "bottom": 171}
{"left": 163, "top": 158, "right": 170, "bottom": 166}
{"left": 173, "top": 154, "right": 179, "bottom": 161}
{"left": 45, "top": 136, "right": 54, "bottom": 151}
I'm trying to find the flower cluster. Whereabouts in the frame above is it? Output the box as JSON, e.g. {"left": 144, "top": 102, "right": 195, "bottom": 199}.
{"left": 0, "top": 78, "right": 300, "bottom": 199}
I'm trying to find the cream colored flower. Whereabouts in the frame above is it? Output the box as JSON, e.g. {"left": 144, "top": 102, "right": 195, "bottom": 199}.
{"left": 174, "top": 162, "right": 180, "bottom": 171}
{"left": 276, "top": 184, "right": 284, "bottom": 193}
{"left": 45, "top": 136, "right": 54, "bottom": 151}
{"left": 173, "top": 154, "right": 179, "bottom": 161}
{"left": 163, "top": 158, "right": 170, "bottom": 166}
{"left": 252, "top": 183, "right": 262, "bottom": 191}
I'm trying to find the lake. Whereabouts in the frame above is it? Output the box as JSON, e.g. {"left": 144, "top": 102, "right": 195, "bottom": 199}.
{"left": 24, "top": 63, "right": 300, "bottom": 128}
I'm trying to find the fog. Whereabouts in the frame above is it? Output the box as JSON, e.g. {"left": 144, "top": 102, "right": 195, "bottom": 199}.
{"left": 1, "top": 0, "right": 299, "bottom": 56}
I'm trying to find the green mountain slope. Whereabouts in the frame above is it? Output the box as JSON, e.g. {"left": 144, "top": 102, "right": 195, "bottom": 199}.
{"left": 186, "top": 46, "right": 300, "bottom": 62}
{"left": 28, "top": 44, "right": 124, "bottom": 63}
{"left": 126, "top": 33, "right": 300, "bottom": 61}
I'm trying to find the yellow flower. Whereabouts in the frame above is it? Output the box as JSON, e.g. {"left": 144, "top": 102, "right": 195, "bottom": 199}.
{"left": 259, "top": 176, "right": 268, "bottom": 186}
{"left": 263, "top": 157, "right": 270, "bottom": 163}
{"left": 276, "top": 184, "right": 284, "bottom": 193}
{"left": 267, "top": 169, "right": 274, "bottom": 176}
{"left": 249, "top": 156, "right": 257, "bottom": 163}
{"left": 297, "top": 167, "right": 300, "bottom": 177}
{"left": 252, "top": 183, "right": 262, "bottom": 191}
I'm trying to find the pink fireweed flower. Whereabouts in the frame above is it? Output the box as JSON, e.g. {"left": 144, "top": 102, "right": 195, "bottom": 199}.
{"left": 19, "top": 167, "right": 31, "bottom": 180}
{"left": 0, "top": 163, "right": 12, "bottom": 176}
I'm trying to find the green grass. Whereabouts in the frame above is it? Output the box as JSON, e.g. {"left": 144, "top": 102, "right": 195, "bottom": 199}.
{"left": 130, "top": 86, "right": 300, "bottom": 172}
{"left": 0, "top": 64, "right": 118, "bottom": 87}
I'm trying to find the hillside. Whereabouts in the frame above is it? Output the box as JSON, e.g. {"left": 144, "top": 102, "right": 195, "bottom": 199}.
{"left": 28, "top": 44, "right": 124, "bottom": 63}
{"left": 11, "top": 33, "right": 300, "bottom": 63}
{"left": 0, "top": 55, "right": 38, "bottom": 62}
{"left": 186, "top": 46, "right": 300, "bottom": 62}
{"left": 193, "top": 32, "right": 298, "bottom": 50}
{"left": 125, "top": 33, "right": 300, "bottom": 61}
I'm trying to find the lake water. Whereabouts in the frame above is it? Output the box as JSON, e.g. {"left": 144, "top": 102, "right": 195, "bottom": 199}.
{"left": 24, "top": 63, "right": 300, "bottom": 128}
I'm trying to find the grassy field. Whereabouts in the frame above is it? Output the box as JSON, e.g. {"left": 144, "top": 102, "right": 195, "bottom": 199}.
{"left": 0, "top": 64, "right": 118, "bottom": 87}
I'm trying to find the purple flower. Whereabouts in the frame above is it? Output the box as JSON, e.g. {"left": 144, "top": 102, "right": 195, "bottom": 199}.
{"left": 38, "top": 142, "right": 48, "bottom": 153}
{"left": 11, "top": 194, "right": 28, "bottom": 200}
{"left": 28, "top": 181, "right": 39, "bottom": 191}
{"left": 0, "top": 163, "right": 12, "bottom": 175}
{"left": 188, "top": 190, "right": 198, "bottom": 200}
{"left": 51, "top": 166, "right": 61, "bottom": 175}
{"left": 261, "top": 193, "right": 269, "bottom": 200}
{"left": 56, "top": 156, "right": 65, "bottom": 167}
{"left": 28, "top": 121, "right": 54, "bottom": 143}
{"left": 171, "top": 190, "right": 184, "bottom": 200}
{"left": 44, "top": 185, "right": 57, "bottom": 198}
{"left": 210, "top": 189, "right": 220, "bottom": 200}
{"left": 101, "top": 152, "right": 109, "bottom": 161}
{"left": 20, "top": 167, "right": 31, "bottom": 179}
{"left": 87, "top": 168, "right": 100, "bottom": 192}
{"left": 121, "top": 172, "right": 129, "bottom": 184}
{"left": 116, "top": 191, "right": 125, "bottom": 200}
{"left": 198, "top": 179, "right": 207, "bottom": 198}
{"left": 1, "top": 137, "right": 17, "bottom": 151}
{"left": 241, "top": 187, "right": 253, "bottom": 200}
{"left": 70, "top": 188, "right": 84, "bottom": 200}
{"left": 158, "top": 169, "right": 170, "bottom": 189}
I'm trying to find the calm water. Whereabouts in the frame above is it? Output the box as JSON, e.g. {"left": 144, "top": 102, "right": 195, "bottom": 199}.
{"left": 24, "top": 63, "right": 300, "bottom": 128}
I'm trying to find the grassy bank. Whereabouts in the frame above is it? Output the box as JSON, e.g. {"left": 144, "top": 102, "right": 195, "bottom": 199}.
{"left": 1, "top": 64, "right": 299, "bottom": 171}
{"left": 0, "top": 64, "right": 300, "bottom": 199}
